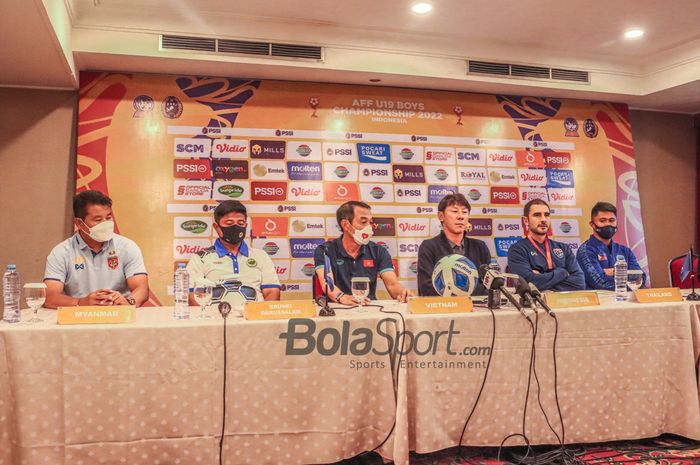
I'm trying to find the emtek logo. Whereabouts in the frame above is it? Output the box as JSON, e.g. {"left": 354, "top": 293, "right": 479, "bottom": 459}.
{"left": 357, "top": 143, "right": 390, "bottom": 163}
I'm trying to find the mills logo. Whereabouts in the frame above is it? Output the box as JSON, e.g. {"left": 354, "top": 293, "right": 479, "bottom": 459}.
{"left": 467, "top": 219, "right": 492, "bottom": 237}
{"left": 392, "top": 165, "right": 425, "bottom": 183}
{"left": 250, "top": 140, "right": 285, "bottom": 159}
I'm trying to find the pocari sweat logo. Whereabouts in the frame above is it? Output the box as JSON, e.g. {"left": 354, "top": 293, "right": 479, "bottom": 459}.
{"left": 357, "top": 143, "right": 391, "bottom": 163}
{"left": 546, "top": 169, "right": 575, "bottom": 188}
{"left": 290, "top": 238, "right": 325, "bottom": 258}
{"left": 494, "top": 237, "right": 521, "bottom": 257}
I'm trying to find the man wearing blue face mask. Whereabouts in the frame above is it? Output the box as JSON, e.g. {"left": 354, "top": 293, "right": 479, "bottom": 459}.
{"left": 186, "top": 200, "right": 280, "bottom": 302}
{"left": 44, "top": 190, "right": 149, "bottom": 308}
{"left": 577, "top": 201, "right": 646, "bottom": 290}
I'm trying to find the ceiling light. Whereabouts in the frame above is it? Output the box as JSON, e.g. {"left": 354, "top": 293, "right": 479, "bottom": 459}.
{"left": 624, "top": 28, "right": 644, "bottom": 39}
{"left": 412, "top": 3, "right": 432, "bottom": 14}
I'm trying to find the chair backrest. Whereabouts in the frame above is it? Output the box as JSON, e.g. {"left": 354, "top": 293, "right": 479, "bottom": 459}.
{"left": 668, "top": 254, "right": 700, "bottom": 288}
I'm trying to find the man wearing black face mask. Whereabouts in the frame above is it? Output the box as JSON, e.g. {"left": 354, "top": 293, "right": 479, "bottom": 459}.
{"left": 577, "top": 202, "right": 645, "bottom": 290}
{"left": 186, "top": 200, "right": 280, "bottom": 302}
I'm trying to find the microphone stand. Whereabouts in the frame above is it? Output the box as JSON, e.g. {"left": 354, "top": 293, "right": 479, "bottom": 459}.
{"left": 687, "top": 248, "right": 700, "bottom": 301}
{"left": 319, "top": 282, "right": 336, "bottom": 317}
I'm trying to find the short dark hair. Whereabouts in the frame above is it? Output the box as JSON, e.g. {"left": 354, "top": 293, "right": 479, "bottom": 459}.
{"left": 591, "top": 201, "right": 616, "bottom": 219}
{"left": 336, "top": 201, "right": 371, "bottom": 229}
{"left": 438, "top": 193, "right": 471, "bottom": 213}
{"left": 523, "top": 199, "right": 550, "bottom": 217}
{"left": 214, "top": 200, "right": 247, "bottom": 223}
{"left": 73, "top": 190, "right": 112, "bottom": 219}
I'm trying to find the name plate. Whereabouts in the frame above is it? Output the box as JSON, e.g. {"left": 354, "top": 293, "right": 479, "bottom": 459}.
{"left": 57, "top": 306, "right": 135, "bottom": 325}
{"left": 544, "top": 291, "right": 600, "bottom": 309}
{"left": 633, "top": 287, "right": 683, "bottom": 303}
{"left": 244, "top": 300, "right": 317, "bottom": 320}
{"left": 408, "top": 296, "right": 473, "bottom": 314}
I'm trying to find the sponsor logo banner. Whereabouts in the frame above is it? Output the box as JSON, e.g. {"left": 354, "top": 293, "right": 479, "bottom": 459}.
{"left": 212, "top": 159, "right": 248, "bottom": 179}
{"left": 392, "top": 164, "right": 426, "bottom": 183}
{"left": 544, "top": 151, "right": 572, "bottom": 168}
{"left": 394, "top": 185, "right": 427, "bottom": 203}
{"left": 494, "top": 236, "right": 521, "bottom": 257}
{"left": 250, "top": 161, "right": 287, "bottom": 180}
{"left": 212, "top": 180, "right": 250, "bottom": 201}
{"left": 551, "top": 219, "right": 580, "bottom": 236}
{"left": 456, "top": 148, "right": 486, "bottom": 166}
{"left": 554, "top": 237, "right": 581, "bottom": 255}
{"left": 251, "top": 181, "right": 287, "bottom": 201}
{"left": 326, "top": 217, "right": 342, "bottom": 236}
{"left": 458, "top": 167, "right": 488, "bottom": 185}
{"left": 324, "top": 182, "right": 360, "bottom": 202}
{"left": 360, "top": 183, "right": 394, "bottom": 203}
{"left": 250, "top": 140, "right": 285, "bottom": 159}
{"left": 396, "top": 217, "right": 430, "bottom": 237}
{"left": 252, "top": 238, "right": 291, "bottom": 259}
{"left": 212, "top": 139, "right": 248, "bottom": 159}
{"left": 546, "top": 169, "right": 575, "bottom": 188}
{"left": 360, "top": 164, "right": 393, "bottom": 182}
{"left": 287, "top": 181, "right": 324, "bottom": 202}
{"left": 428, "top": 185, "right": 458, "bottom": 203}
{"left": 280, "top": 283, "right": 313, "bottom": 293}
{"left": 174, "top": 217, "right": 212, "bottom": 237}
{"left": 374, "top": 238, "right": 397, "bottom": 257}
{"left": 488, "top": 168, "right": 518, "bottom": 186}
{"left": 289, "top": 217, "right": 326, "bottom": 237}
{"left": 548, "top": 188, "right": 577, "bottom": 205}
{"left": 173, "top": 239, "right": 212, "bottom": 259}
{"left": 425, "top": 166, "right": 457, "bottom": 184}
{"left": 372, "top": 217, "right": 396, "bottom": 237}
{"left": 486, "top": 149, "right": 516, "bottom": 167}
{"left": 324, "top": 162, "right": 359, "bottom": 181}
{"left": 424, "top": 147, "right": 455, "bottom": 165}
{"left": 290, "top": 259, "right": 318, "bottom": 280}
{"left": 517, "top": 169, "right": 547, "bottom": 187}
{"left": 251, "top": 217, "right": 289, "bottom": 237}
{"left": 430, "top": 218, "right": 443, "bottom": 236}
{"left": 272, "top": 259, "right": 290, "bottom": 280}
{"left": 490, "top": 186, "right": 520, "bottom": 204}
{"left": 520, "top": 187, "right": 549, "bottom": 203}
{"left": 174, "top": 180, "right": 212, "bottom": 200}
{"left": 174, "top": 137, "right": 211, "bottom": 158}
{"left": 399, "top": 258, "right": 419, "bottom": 278}
{"left": 398, "top": 238, "right": 422, "bottom": 257}
{"left": 290, "top": 238, "right": 325, "bottom": 258}
{"left": 392, "top": 145, "right": 424, "bottom": 164}
{"left": 173, "top": 159, "right": 211, "bottom": 179}
{"left": 467, "top": 218, "right": 492, "bottom": 237}
{"left": 322, "top": 142, "right": 356, "bottom": 161}
{"left": 287, "top": 161, "right": 323, "bottom": 181}
{"left": 287, "top": 141, "right": 322, "bottom": 161}
{"left": 482, "top": 238, "right": 497, "bottom": 257}
{"left": 516, "top": 150, "right": 546, "bottom": 168}
{"left": 458, "top": 186, "right": 490, "bottom": 205}
{"left": 494, "top": 218, "right": 523, "bottom": 237}
{"left": 357, "top": 143, "right": 391, "bottom": 163}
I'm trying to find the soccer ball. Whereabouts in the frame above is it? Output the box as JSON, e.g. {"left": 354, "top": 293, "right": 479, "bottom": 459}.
{"left": 432, "top": 254, "right": 479, "bottom": 296}
{"left": 212, "top": 280, "right": 259, "bottom": 306}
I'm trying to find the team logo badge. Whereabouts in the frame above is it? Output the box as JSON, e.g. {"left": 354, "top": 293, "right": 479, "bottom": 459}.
{"left": 132, "top": 95, "right": 154, "bottom": 118}
{"left": 161, "top": 96, "right": 183, "bottom": 119}
{"left": 247, "top": 258, "right": 258, "bottom": 268}
{"left": 553, "top": 248, "right": 564, "bottom": 259}
{"left": 584, "top": 118, "right": 598, "bottom": 138}
{"left": 107, "top": 256, "right": 119, "bottom": 270}
{"left": 563, "top": 118, "right": 579, "bottom": 137}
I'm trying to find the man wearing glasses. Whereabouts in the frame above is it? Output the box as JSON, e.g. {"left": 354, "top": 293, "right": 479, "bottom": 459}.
{"left": 186, "top": 200, "right": 280, "bottom": 303}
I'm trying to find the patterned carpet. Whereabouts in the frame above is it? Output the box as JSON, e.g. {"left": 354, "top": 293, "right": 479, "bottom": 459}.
{"left": 407, "top": 435, "right": 700, "bottom": 465}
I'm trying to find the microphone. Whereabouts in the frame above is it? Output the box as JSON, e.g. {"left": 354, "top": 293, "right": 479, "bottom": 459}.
{"left": 515, "top": 276, "right": 535, "bottom": 308}
{"left": 218, "top": 301, "right": 232, "bottom": 318}
{"left": 480, "top": 267, "right": 526, "bottom": 314}
{"left": 528, "top": 283, "right": 555, "bottom": 316}
{"left": 478, "top": 264, "right": 501, "bottom": 309}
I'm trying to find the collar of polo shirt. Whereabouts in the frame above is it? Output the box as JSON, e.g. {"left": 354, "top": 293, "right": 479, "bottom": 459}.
{"left": 214, "top": 238, "right": 249, "bottom": 258}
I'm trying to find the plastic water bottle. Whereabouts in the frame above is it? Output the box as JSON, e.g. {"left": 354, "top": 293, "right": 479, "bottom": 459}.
{"left": 173, "top": 263, "right": 190, "bottom": 320}
{"left": 3, "top": 264, "right": 21, "bottom": 324}
{"left": 614, "top": 255, "right": 628, "bottom": 302}
{"left": 487, "top": 258, "right": 502, "bottom": 309}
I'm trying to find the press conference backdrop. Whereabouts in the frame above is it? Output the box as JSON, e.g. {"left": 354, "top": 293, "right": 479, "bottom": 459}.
{"left": 76, "top": 72, "right": 649, "bottom": 304}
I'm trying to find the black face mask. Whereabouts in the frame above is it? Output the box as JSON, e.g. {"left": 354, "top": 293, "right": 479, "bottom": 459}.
{"left": 219, "top": 224, "right": 246, "bottom": 245}
{"left": 594, "top": 225, "right": 617, "bottom": 240}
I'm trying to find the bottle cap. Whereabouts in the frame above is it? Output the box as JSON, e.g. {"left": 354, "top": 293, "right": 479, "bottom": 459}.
{"left": 6, "top": 264, "right": 16, "bottom": 270}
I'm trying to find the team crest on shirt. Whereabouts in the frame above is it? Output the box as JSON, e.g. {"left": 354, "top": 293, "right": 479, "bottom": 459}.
{"left": 107, "top": 256, "right": 119, "bottom": 270}
{"left": 247, "top": 258, "right": 258, "bottom": 268}
{"left": 363, "top": 259, "right": 375, "bottom": 268}
{"left": 552, "top": 248, "right": 564, "bottom": 259}
{"left": 598, "top": 254, "right": 607, "bottom": 261}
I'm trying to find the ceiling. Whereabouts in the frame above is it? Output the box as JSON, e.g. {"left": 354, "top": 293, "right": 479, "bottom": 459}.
{"left": 4, "top": 0, "right": 700, "bottom": 113}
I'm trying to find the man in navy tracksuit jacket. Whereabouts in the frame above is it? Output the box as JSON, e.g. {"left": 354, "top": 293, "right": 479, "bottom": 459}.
{"left": 507, "top": 199, "right": 585, "bottom": 292}
{"left": 577, "top": 201, "right": 646, "bottom": 290}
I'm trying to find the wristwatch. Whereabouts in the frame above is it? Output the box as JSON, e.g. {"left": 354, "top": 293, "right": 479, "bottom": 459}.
{"left": 125, "top": 296, "right": 136, "bottom": 305}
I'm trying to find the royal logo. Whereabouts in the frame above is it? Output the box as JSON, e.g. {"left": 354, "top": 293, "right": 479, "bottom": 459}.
{"left": 180, "top": 220, "right": 208, "bottom": 234}
{"left": 218, "top": 184, "right": 245, "bottom": 198}
{"left": 370, "top": 187, "right": 385, "bottom": 199}
{"left": 263, "top": 242, "right": 280, "bottom": 256}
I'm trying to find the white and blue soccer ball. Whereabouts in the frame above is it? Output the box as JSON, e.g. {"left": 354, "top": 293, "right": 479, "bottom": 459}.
{"left": 432, "top": 254, "right": 479, "bottom": 296}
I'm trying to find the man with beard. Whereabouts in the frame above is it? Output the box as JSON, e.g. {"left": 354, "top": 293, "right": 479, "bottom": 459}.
{"left": 507, "top": 199, "right": 585, "bottom": 291}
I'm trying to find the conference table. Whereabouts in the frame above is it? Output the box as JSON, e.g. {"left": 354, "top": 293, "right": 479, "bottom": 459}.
{"left": 0, "top": 298, "right": 698, "bottom": 465}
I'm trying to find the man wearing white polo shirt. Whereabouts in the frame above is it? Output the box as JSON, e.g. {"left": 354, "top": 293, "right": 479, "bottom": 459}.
{"left": 44, "top": 190, "right": 149, "bottom": 308}
{"left": 186, "top": 200, "right": 281, "bottom": 303}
